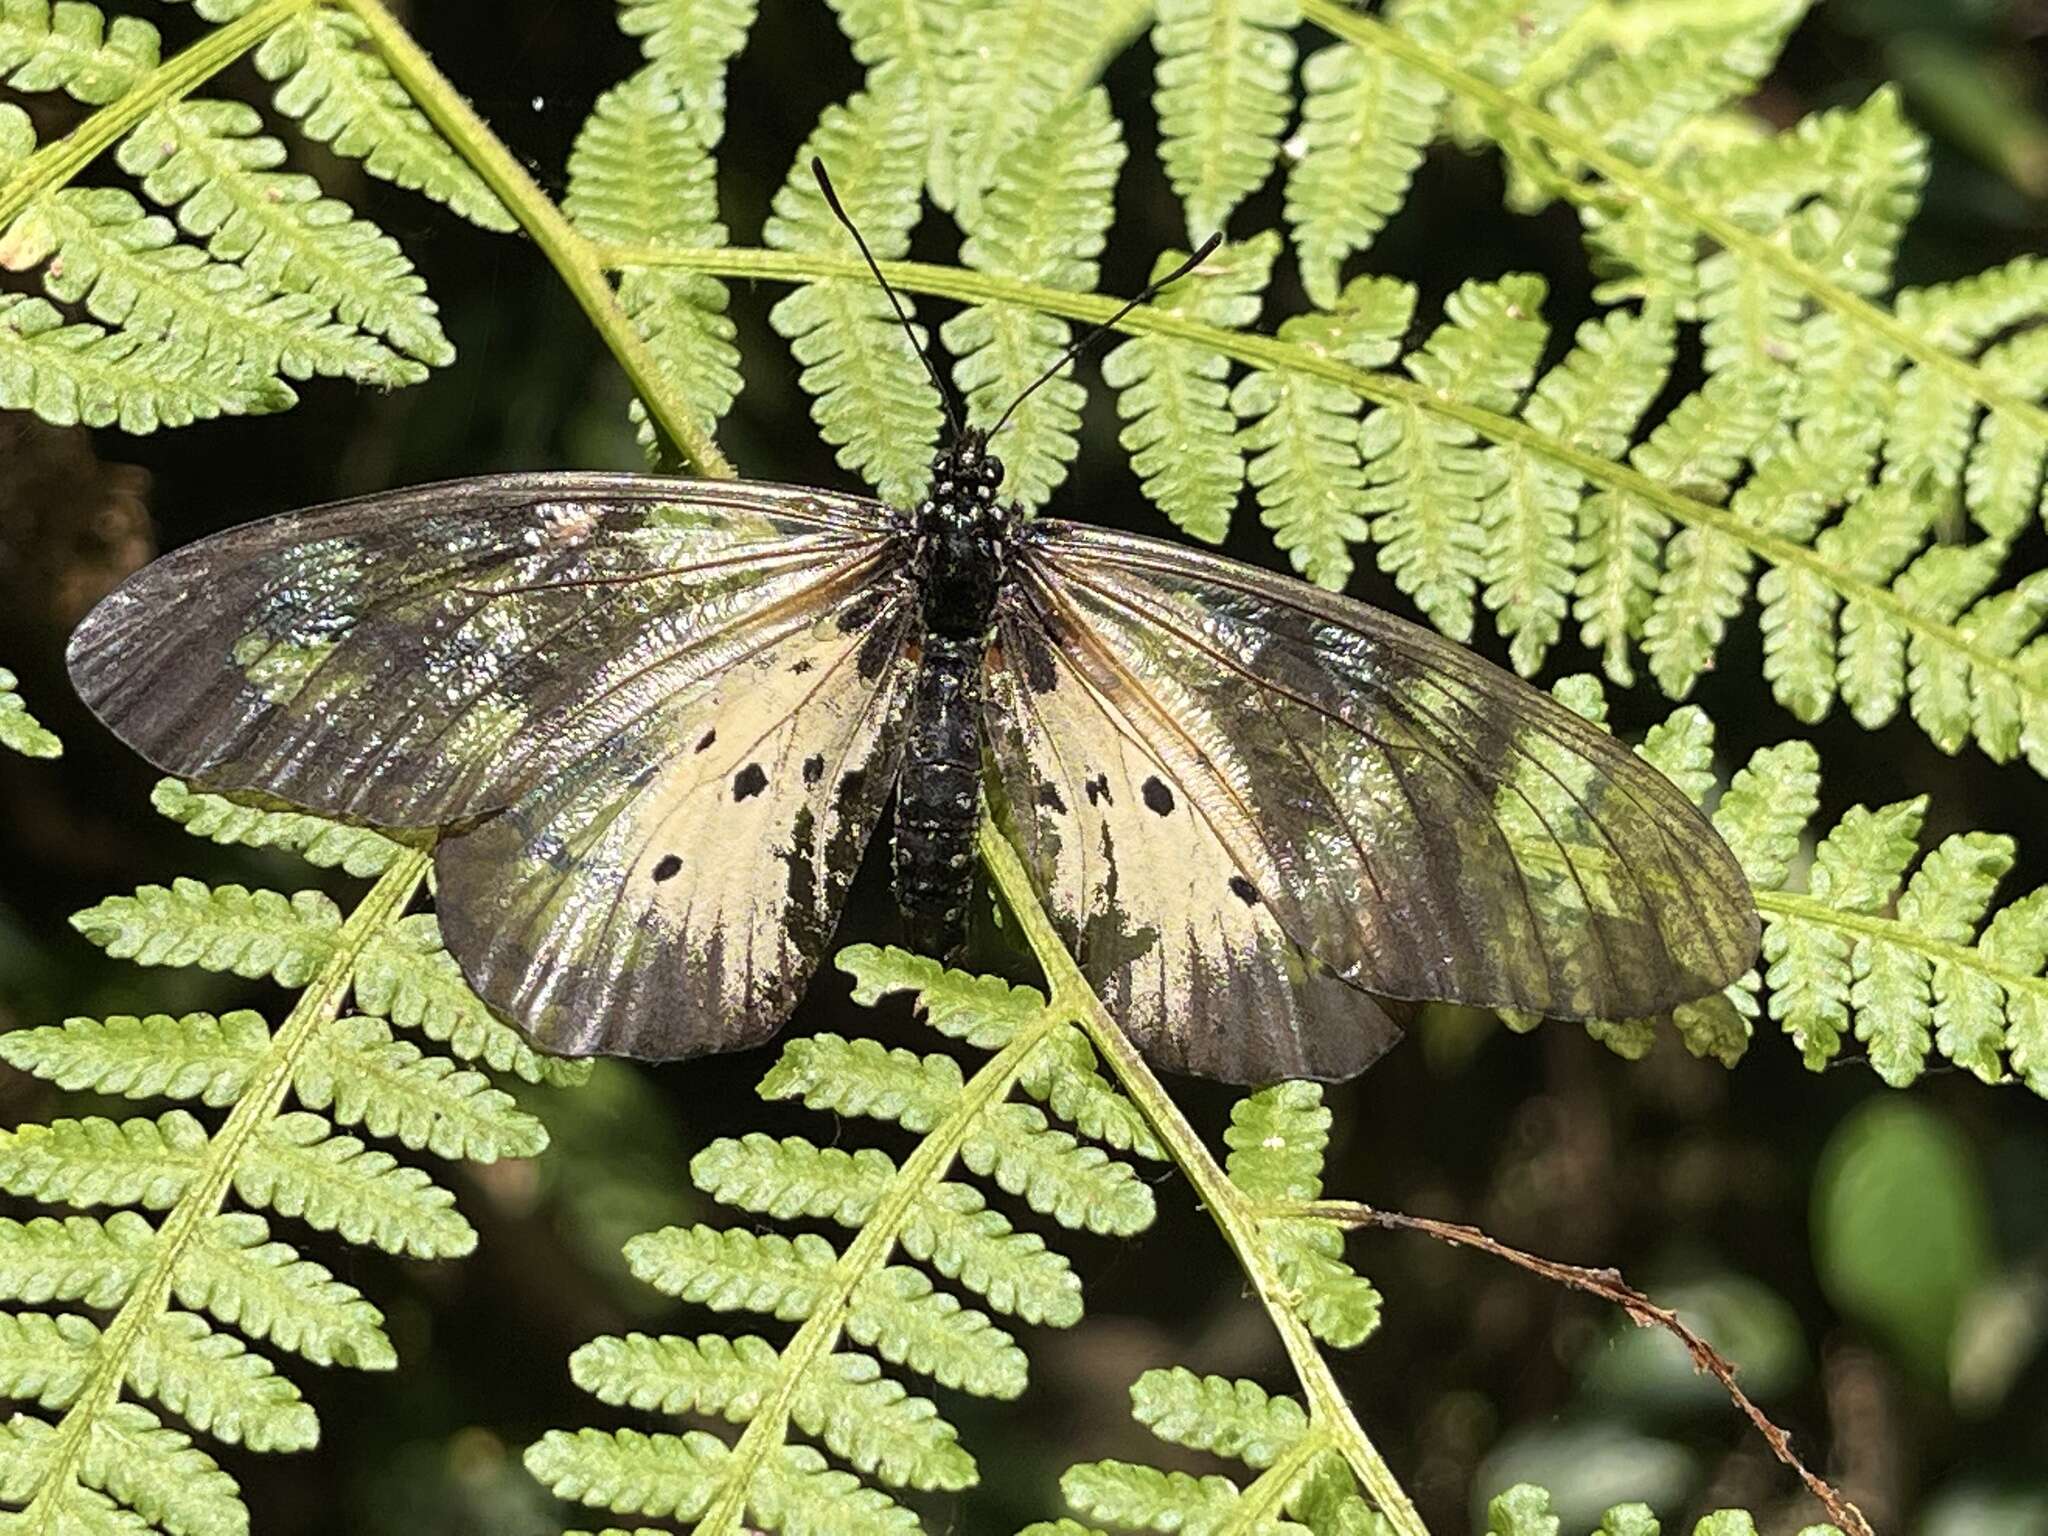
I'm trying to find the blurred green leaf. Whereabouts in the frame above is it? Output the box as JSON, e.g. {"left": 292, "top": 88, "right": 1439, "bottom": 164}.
{"left": 1473, "top": 1424, "right": 1694, "bottom": 1535}
{"left": 1813, "top": 1099, "right": 1995, "bottom": 1380}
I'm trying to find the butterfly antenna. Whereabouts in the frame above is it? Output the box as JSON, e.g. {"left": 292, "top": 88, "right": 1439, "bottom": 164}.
{"left": 812, "top": 158, "right": 962, "bottom": 438}
{"left": 988, "top": 232, "right": 1224, "bottom": 440}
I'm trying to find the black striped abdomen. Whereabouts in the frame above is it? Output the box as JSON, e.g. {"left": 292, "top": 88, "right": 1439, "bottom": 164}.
{"left": 893, "top": 634, "right": 983, "bottom": 956}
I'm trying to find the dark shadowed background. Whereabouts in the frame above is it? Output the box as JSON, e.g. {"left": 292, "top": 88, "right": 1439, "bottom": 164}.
{"left": 2, "top": 1, "right": 2045, "bottom": 1532}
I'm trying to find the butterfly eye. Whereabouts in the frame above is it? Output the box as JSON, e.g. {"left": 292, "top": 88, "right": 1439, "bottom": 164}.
{"left": 981, "top": 457, "right": 1004, "bottom": 487}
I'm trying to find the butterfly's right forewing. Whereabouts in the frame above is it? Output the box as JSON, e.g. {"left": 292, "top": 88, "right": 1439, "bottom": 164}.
{"left": 67, "top": 472, "right": 901, "bottom": 828}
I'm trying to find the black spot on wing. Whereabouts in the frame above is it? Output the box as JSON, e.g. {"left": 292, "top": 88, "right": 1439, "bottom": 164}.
{"left": 733, "top": 763, "right": 768, "bottom": 801}
{"left": 652, "top": 854, "right": 683, "bottom": 883}
{"left": 1036, "top": 782, "right": 1067, "bottom": 813}
{"left": 1084, "top": 772, "right": 1113, "bottom": 807}
{"left": 1141, "top": 776, "right": 1175, "bottom": 816}
{"left": 1229, "top": 874, "right": 1260, "bottom": 906}
{"left": 695, "top": 728, "right": 716, "bottom": 754}
{"left": 803, "top": 753, "right": 826, "bottom": 786}
{"left": 791, "top": 657, "right": 815, "bottom": 675}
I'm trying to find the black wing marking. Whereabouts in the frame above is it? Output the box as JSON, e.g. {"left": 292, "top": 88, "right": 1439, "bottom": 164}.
{"left": 994, "top": 520, "right": 1757, "bottom": 1059}
{"left": 67, "top": 472, "right": 901, "bottom": 827}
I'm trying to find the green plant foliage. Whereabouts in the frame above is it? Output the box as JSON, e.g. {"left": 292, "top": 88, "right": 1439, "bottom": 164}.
{"left": 1482, "top": 1482, "right": 1842, "bottom": 1536}
{"left": 0, "top": 1, "right": 468, "bottom": 432}
{"left": 0, "top": 786, "right": 583, "bottom": 1534}
{"left": 1521, "top": 676, "right": 2048, "bottom": 1098}
{"left": 526, "top": 945, "right": 1162, "bottom": 1535}
{"left": 253, "top": 10, "right": 512, "bottom": 231}
{"left": 0, "top": 665, "right": 60, "bottom": 757}
{"left": 565, "top": 61, "right": 741, "bottom": 463}
{"left": 1151, "top": 0, "right": 1297, "bottom": 239}
{"left": 945, "top": 86, "right": 1123, "bottom": 508}
{"left": 765, "top": 75, "right": 941, "bottom": 506}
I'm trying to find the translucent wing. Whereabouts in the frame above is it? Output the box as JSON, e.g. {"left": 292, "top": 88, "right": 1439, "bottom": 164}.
{"left": 437, "top": 582, "right": 918, "bottom": 1058}
{"left": 988, "top": 521, "right": 1757, "bottom": 1082}
{"left": 68, "top": 469, "right": 919, "bottom": 1059}
{"left": 983, "top": 623, "right": 1405, "bottom": 1083}
{"left": 67, "top": 472, "right": 901, "bottom": 826}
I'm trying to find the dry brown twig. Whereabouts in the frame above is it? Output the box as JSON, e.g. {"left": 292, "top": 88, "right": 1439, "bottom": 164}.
{"left": 1299, "top": 1199, "right": 1875, "bottom": 1536}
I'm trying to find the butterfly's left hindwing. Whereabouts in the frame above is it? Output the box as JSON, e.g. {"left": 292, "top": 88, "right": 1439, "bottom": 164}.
{"left": 436, "top": 581, "right": 918, "bottom": 1059}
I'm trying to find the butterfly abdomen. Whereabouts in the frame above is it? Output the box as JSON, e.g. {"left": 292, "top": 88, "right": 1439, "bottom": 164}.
{"left": 894, "top": 633, "right": 982, "bottom": 954}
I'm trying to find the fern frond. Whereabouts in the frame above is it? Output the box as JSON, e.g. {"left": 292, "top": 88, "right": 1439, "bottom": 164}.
{"left": 116, "top": 98, "right": 454, "bottom": 367}
{"left": 618, "top": 0, "right": 758, "bottom": 146}
{"left": 148, "top": 779, "right": 413, "bottom": 878}
{"left": 1483, "top": 306, "right": 1675, "bottom": 674}
{"left": 566, "top": 68, "right": 740, "bottom": 459}
{"left": 765, "top": 78, "right": 938, "bottom": 504}
{"left": 254, "top": 11, "right": 514, "bottom": 232}
{"left": 1232, "top": 274, "right": 1413, "bottom": 590}
{"left": 1285, "top": 43, "right": 1440, "bottom": 309}
{"left": 1363, "top": 274, "right": 1549, "bottom": 639}
{"left": 1484, "top": 1483, "right": 1842, "bottom": 1536}
{"left": 946, "top": 87, "right": 1123, "bottom": 508}
{"left": 8, "top": 184, "right": 418, "bottom": 386}
{"left": 1231, "top": 1085, "right": 1381, "bottom": 1348}
{"left": 824, "top": 0, "right": 964, "bottom": 202}
{"left": 528, "top": 944, "right": 1158, "bottom": 1535}
{"left": 1102, "top": 232, "right": 1276, "bottom": 544}
{"left": 0, "top": 290, "right": 293, "bottom": 430}
{"left": 1151, "top": 0, "right": 1297, "bottom": 238}
{"left": 0, "top": 664, "right": 61, "bottom": 757}
{"left": 0, "top": 0, "right": 158, "bottom": 104}
{"left": 1519, "top": 676, "right": 2048, "bottom": 1094}
{"left": 945, "top": 0, "right": 1097, "bottom": 217}
{"left": 0, "top": 789, "right": 572, "bottom": 1534}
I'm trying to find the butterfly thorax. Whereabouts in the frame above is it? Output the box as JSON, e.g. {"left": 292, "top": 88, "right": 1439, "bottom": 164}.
{"left": 911, "top": 429, "right": 1014, "bottom": 637}
{"left": 893, "top": 430, "right": 1018, "bottom": 955}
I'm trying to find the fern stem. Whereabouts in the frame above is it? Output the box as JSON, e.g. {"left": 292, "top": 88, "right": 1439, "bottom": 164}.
{"left": 976, "top": 822, "right": 1434, "bottom": 1536}
{"left": 16, "top": 851, "right": 429, "bottom": 1534}
{"left": 332, "top": 0, "right": 736, "bottom": 482}
{"left": 600, "top": 240, "right": 2046, "bottom": 737}
{"left": 1759, "top": 889, "right": 2048, "bottom": 1014}
{"left": 694, "top": 985, "right": 1065, "bottom": 1535}
{"left": 0, "top": 0, "right": 316, "bottom": 230}
{"left": 1297, "top": 0, "right": 2048, "bottom": 447}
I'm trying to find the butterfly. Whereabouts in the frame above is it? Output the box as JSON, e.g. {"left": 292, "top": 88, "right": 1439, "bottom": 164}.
{"left": 65, "top": 172, "right": 1760, "bottom": 1086}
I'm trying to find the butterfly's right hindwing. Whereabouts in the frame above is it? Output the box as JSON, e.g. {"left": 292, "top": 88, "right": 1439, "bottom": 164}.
{"left": 67, "top": 472, "right": 900, "bottom": 827}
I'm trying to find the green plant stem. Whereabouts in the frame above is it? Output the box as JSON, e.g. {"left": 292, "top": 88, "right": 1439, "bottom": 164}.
{"left": 18, "top": 852, "right": 429, "bottom": 1534}
{"left": 694, "top": 997, "right": 1065, "bottom": 1535}
{"left": 335, "top": 0, "right": 735, "bottom": 482}
{"left": 0, "top": 0, "right": 315, "bottom": 229}
{"left": 977, "top": 823, "right": 1434, "bottom": 1536}
{"left": 592, "top": 240, "right": 2043, "bottom": 726}
{"left": 1298, "top": 0, "right": 2048, "bottom": 447}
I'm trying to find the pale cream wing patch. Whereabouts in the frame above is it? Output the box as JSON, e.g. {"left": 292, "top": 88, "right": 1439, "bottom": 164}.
{"left": 435, "top": 586, "right": 917, "bottom": 1060}
{"left": 982, "top": 606, "right": 1402, "bottom": 1085}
